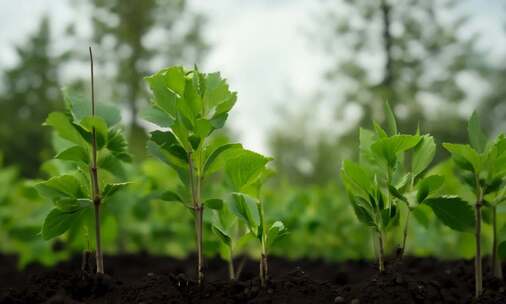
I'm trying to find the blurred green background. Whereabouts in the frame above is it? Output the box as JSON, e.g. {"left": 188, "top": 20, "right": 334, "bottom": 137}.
{"left": 0, "top": 0, "right": 505, "bottom": 267}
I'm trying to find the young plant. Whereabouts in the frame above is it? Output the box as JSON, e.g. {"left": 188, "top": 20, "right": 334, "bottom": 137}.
{"left": 441, "top": 111, "right": 506, "bottom": 297}
{"left": 36, "top": 48, "right": 131, "bottom": 274}
{"left": 143, "top": 66, "right": 239, "bottom": 285}
{"left": 222, "top": 149, "right": 287, "bottom": 287}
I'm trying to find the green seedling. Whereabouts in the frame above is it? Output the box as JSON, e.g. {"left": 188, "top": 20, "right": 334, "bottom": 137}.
{"left": 36, "top": 48, "right": 131, "bottom": 274}
{"left": 442, "top": 111, "right": 506, "bottom": 297}
{"left": 222, "top": 148, "right": 287, "bottom": 287}
{"left": 143, "top": 66, "right": 239, "bottom": 285}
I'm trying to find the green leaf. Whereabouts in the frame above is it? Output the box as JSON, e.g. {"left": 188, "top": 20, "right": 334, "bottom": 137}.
{"left": 412, "top": 204, "right": 431, "bottom": 228}
{"left": 212, "top": 225, "right": 231, "bottom": 247}
{"left": 349, "top": 196, "right": 376, "bottom": 227}
{"left": 225, "top": 150, "right": 271, "bottom": 192}
{"left": 267, "top": 221, "right": 287, "bottom": 248}
{"left": 416, "top": 175, "right": 444, "bottom": 204}
{"left": 35, "top": 175, "right": 85, "bottom": 202}
{"left": 230, "top": 193, "right": 258, "bottom": 232}
{"left": 54, "top": 198, "right": 92, "bottom": 211}
{"left": 341, "top": 160, "right": 373, "bottom": 198}
{"left": 468, "top": 111, "right": 487, "bottom": 153}
{"left": 42, "top": 207, "right": 87, "bottom": 240}
{"left": 107, "top": 129, "right": 132, "bottom": 162}
{"left": 424, "top": 196, "right": 475, "bottom": 232}
{"left": 79, "top": 116, "right": 109, "bottom": 149}
{"left": 55, "top": 146, "right": 89, "bottom": 165}
{"left": 141, "top": 106, "right": 174, "bottom": 128}
{"left": 188, "top": 135, "right": 201, "bottom": 150}
{"left": 371, "top": 135, "right": 421, "bottom": 168}
{"left": 412, "top": 135, "right": 436, "bottom": 178}
{"left": 159, "top": 190, "right": 184, "bottom": 203}
{"left": 145, "top": 67, "right": 186, "bottom": 117}
{"left": 103, "top": 182, "right": 131, "bottom": 199}
{"left": 373, "top": 122, "right": 388, "bottom": 138}
{"left": 62, "top": 87, "right": 121, "bottom": 126}
{"left": 210, "top": 113, "right": 228, "bottom": 129}
{"left": 205, "top": 198, "right": 224, "bottom": 210}
{"left": 443, "top": 143, "right": 482, "bottom": 173}
{"left": 44, "top": 112, "right": 86, "bottom": 147}
{"left": 388, "top": 184, "right": 408, "bottom": 204}
{"left": 204, "top": 143, "right": 243, "bottom": 176}
{"left": 383, "top": 101, "right": 397, "bottom": 135}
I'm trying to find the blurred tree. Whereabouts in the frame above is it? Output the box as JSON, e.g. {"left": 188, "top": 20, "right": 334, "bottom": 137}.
{"left": 270, "top": 0, "right": 492, "bottom": 185}
{"left": 0, "top": 16, "right": 65, "bottom": 177}
{"left": 90, "top": 0, "right": 209, "bottom": 158}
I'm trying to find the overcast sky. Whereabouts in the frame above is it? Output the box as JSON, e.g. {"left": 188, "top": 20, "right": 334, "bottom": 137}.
{"left": 0, "top": 0, "right": 504, "bottom": 153}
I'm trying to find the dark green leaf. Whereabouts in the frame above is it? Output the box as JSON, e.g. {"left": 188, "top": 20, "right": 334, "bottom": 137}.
{"left": 416, "top": 175, "right": 444, "bottom": 204}
{"left": 383, "top": 101, "right": 397, "bottom": 135}
{"left": 424, "top": 196, "right": 475, "bottom": 232}
{"left": 205, "top": 198, "right": 224, "bottom": 210}
{"left": 55, "top": 146, "right": 89, "bottom": 164}
{"left": 42, "top": 207, "right": 87, "bottom": 240}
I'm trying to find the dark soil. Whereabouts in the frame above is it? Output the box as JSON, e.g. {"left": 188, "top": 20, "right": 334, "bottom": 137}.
{"left": 0, "top": 253, "right": 505, "bottom": 303}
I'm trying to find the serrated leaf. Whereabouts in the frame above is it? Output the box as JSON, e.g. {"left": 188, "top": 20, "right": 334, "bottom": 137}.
{"left": 79, "top": 116, "right": 108, "bottom": 149}
{"left": 468, "top": 111, "right": 487, "bottom": 153}
{"left": 412, "top": 135, "right": 436, "bottom": 178}
{"left": 424, "top": 196, "right": 475, "bottom": 232}
{"left": 62, "top": 87, "right": 121, "bottom": 126}
{"left": 145, "top": 67, "right": 185, "bottom": 117}
{"left": 107, "top": 129, "right": 132, "bottom": 162}
{"left": 225, "top": 150, "right": 270, "bottom": 192}
{"left": 443, "top": 143, "right": 482, "bottom": 173}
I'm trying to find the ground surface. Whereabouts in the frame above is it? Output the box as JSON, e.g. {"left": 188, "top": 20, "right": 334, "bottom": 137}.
{"left": 0, "top": 253, "right": 505, "bottom": 303}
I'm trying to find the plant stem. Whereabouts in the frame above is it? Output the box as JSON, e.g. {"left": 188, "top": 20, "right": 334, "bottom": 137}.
{"left": 400, "top": 210, "right": 410, "bottom": 258}
{"left": 257, "top": 200, "right": 268, "bottom": 287}
{"left": 492, "top": 206, "right": 503, "bottom": 279}
{"left": 474, "top": 176, "right": 483, "bottom": 298}
{"left": 89, "top": 47, "right": 104, "bottom": 274}
{"left": 188, "top": 152, "right": 204, "bottom": 285}
{"left": 377, "top": 231, "right": 385, "bottom": 272}
{"left": 228, "top": 247, "right": 235, "bottom": 280}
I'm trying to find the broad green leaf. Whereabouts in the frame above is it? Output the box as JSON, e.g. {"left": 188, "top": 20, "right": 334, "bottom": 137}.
{"left": 147, "top": 140, "right": 187, "bottom": 170}
{"left": 35, "top": 175, "right": 85, "bottom": 202}
{"left": 371, "top": 135, "right": 421, "bottom": 167}
{"left": 416, "top": 175, "right": 444, "bottom": 204}
{"left": 424, "top": 196, "right": 475, "bottom": 232}
{"left": 98, "top": 154, "right": 126, "bottom": 178}
{"left": 145, "top": 67, "right": 185, "bottom": 116}
{"left": 205, "top": 198, "right": 224, "bottom": 210}
{"left": 203, "top": 72, "right": 232, "bottom": 111}
{"left": 204, "top": 143, "right": 243, "bottom": 176}
{"left": 443, "top": 143, "right": 481, "bottom": 173}
{"left": 383, "top": 101, "right": 397, "bottom": 136}
{"left": 194, "top": 118, "right": 213, "bottom": 138}
{"left": 212, "top": 225, "right": 231, "bottom": 247}
{"left": 62, "top": 87, "right": 121, "bottom": 126}
{"left": 225, "top": 150, "right": 270, "bottom": 192}
{"left": 159, "top": 190, "right": 184, "bottom": 203}
{"left": 79, "top": 116, "right": 109, "bottom": 149}
{"left": 468, "top": 111, "right": 487, "bottom": 153}
{"left": 54, "top": 198, "right": 92, "bottom": 211}
{"left": 412, "top": 135, "right": 436, "bottom": 178}
{"left": 44, "top": 112, "right": 87, "bottom": 147}
{"left": 349, "top": 196, "right": 376, "bottom": 227}
{"left": 230, "top": 193, "right": 258, "bottom": 232}
{"left": 267, "top": 221, "right": 287, "bottom": 248}
{"left": 103, "top": 182, "right": 131, "bottom": 199}
{"left": 141, "top": 106, "right": 174, "bottom": 128}
{"left": 341, "top": 160, "right": 373, "bottom": 198}
{"left": 42, "top": 207, "right": 87, "bottom": 240}
{"left": 55, "top": 146, "right": 89, "bottom": 165}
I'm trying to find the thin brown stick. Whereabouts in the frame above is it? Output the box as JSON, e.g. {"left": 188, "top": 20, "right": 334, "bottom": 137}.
{"left": 89, "top": 46, "right": 104, "bottom": 274}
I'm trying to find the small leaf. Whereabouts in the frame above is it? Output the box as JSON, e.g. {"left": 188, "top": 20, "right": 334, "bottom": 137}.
{"left": 159, "top": 190, "right": 184, "bottom": 203}
{"left": 44, "top": 112, "right": 87, "bottom": 147}
{"left": 103, "top": 182, "right": 131, "bottom": 199}
{"left": 205, "top": 198, "right": 224, "bottom": 210}
{"left": 388, "top": 184, "right": 408, "bottom": 204}
{"left": 424, "top": 196, "right": 475, "bottom": 232}
{"left": 341, "top": 160, "right": 373, "bottom": 198}
{"left": 412, "top": 135, "right": 436, "bottom": 178}
{"left": 212, "top": 225, "right": 231, "bottom": 247}
{"left": 383, "top": 101, "right": 398, "bottom": 136}
{"left": 443, "top": 143, "right": 481, "bottom": 173}
{"left": 188, "top": 135, "right": 201, "bottom": 150}
{"left": 204, "top": 143, "right": 242, "bottom": 176}
{"left": 225, "top": 150, "right": 271, "bottom": 193}
{"left": 141, "top": 106, "right": 174, "bottom": 128}
{"left": 416, "top": 175, "right": 444, "bottom": 204}
{"left": 371, "top": 135, "right": 421, "bottom": 168}
{"left": 79, "top": 116, "right": 109, "bottom": 149}
{"left": 35, "top": 175, "right": 85, "bottom": 202}
{"left": 62, "top": 87, "right": 121, "bottom": 126}
{"left": 230, "top": 193, "right": 258, "bottom": 232}
{"left": 267, "top": 221, "right": 288, "bottom": 248}
{"left": 55, "top": 146, "right": 89, "bottom": 164}
{"left": 349, "top": 196, "right": 376, "bottom": 227}
{"left": 468, "top": 111, "right": 487, "bottom": 153}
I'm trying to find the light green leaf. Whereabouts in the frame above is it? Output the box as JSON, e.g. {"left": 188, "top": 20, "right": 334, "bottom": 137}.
{"left": 54, "top": 198, "right": 92, "bottom": 211}
{"left": 468, "top": 111, "right": 487, "bottom": 153}
{"left": 55, "top": 146, "right": 89, "bottom": 165}
{"left": 383, "top": 101, "right": 397, "bottom": 135}
{"left": 107, "top": 129, "right": 132, "bottom": 162}
{"left": 341, "top": 160, "right": 373, "bottom": 198}
{"left": 371, "top": 135, "right": 421, "bottom": 167}
{"left": 225, "top": 150, "right": 271, "bottom": 192}
{"left": 145, "top": 67, "right": 185, "bottom": 116}
{"left": 443, "top": 143, "right": 481, "bottom": 173}
{"left": 141, "top": 106, "right": 174, "bottom": 128}
{"left": 35, "top": 175, "right": 85, "bottom": 202}
{"left": 204, "top": 143, "right": 243, "bottom": 176}
{"left": 424, "top": 196, "right": 475, "bottom": 232}
{"left": 159, "top": 190, "right": 184, "bottom": 204}
{"left": 103, "top": 182, "right": 131, "bottom": 199}
{"left": 349, "top": 196, "right": 376, "bottom": 227}
{"left": 44, "top": 112, "right": 86, "bottom": 147}
{"left": 230, "top": 193, "right": 258, "bottom": 232}
{"left": 212, "top": 225, "right": 231, "bottom": 247}
{"left": 416, "top": 175, "right": 444, "bottom": 204}
{"left": 412, "top": 204, "right": 431, "bottom": 228}
{"left": 267, "top": 221, "right": 287, "bottom": 248}
{"left": 62, "top": 87, "right": 121, "bottom": 126}
{"left": 79, "top": 116, "right": 108, "bottom": 149}
{"left": 412, "top": 135, "right": 436, "bottom": 178}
